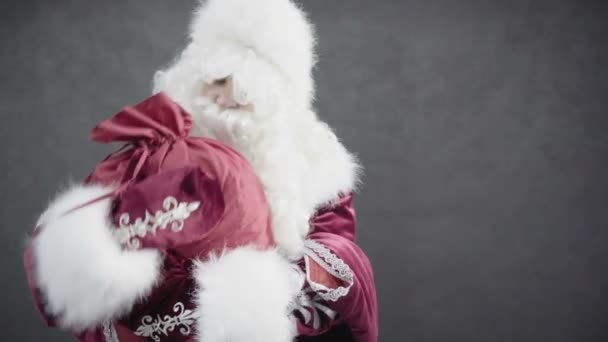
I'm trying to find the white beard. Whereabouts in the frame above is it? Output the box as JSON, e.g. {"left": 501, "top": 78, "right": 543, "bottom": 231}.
{"left": 190, "top": 96, "right": 258, "bottom": 148}
{"left": 187, "top": 96, "right": 311, "bottom": 259}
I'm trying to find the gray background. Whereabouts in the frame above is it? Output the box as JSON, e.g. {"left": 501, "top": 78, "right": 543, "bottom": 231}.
{"left": 1, "top": 0, "right": 607, "bottom": 341}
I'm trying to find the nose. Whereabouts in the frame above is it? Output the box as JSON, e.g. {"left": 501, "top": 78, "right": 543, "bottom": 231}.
{"left": 201, "top": 84, "right": 219, "bottom": 101}
{"left": 216, "top": 92, "right": 236, "bottom": 107}
{"left": 202, "top": 80, "right": 239, "bottom": 108}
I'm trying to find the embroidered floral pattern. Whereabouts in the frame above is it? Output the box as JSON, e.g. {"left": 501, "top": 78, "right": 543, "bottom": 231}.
{"left": 134, "top": 302, "right": 199, "bottom": 341}
{"left": 102, "top": 320, "right": 119, "bottom": 342}
{"left": 113, "top": 196, "right": 201, "bottom": 249}
{"left": 304, "top": 239, "right": 355, "bottom": 302}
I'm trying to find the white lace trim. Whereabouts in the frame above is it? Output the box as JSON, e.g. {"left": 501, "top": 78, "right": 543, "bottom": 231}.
{"left": 304, "top": 239, "right": 354, "bottom": 302}
{"left": 102, "top": 320, "right": 119, "bottom": 342}
{"left": 134, "top": 302, "right": 199, "bottom": 341}
{"left": 113, "top": 196, "right": 201, "bottom": 250}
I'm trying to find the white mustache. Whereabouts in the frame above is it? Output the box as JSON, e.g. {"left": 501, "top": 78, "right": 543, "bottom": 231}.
{"left": 190, "top": 95, "right": 256, "bottom": 144}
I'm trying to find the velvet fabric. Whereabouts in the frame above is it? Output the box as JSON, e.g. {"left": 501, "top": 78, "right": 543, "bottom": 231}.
{"left": 24, "top": 93, "right": 378, "bottom": 342}
{"left": 295, "top": 195, "right": 378, "bottom": 342}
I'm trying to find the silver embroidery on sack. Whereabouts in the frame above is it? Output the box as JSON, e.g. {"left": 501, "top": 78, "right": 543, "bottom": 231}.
{"left": 134, "top": 302, "right": 199, "bottom": 342}
{"left": 113, "top": 196, "right": 201, "bottom": 250}
{"left": 303, "top": 239, "right": 355, "bottom": 302}
{"left": 102, "top": 320, "right": 119, "bottom": 342}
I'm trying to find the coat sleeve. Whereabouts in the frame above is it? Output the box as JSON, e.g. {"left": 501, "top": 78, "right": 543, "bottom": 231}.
{"left": 292, "top": 232, "right": 378, "bottom": 342}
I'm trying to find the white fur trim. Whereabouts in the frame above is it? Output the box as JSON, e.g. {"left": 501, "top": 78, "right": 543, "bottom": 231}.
{"left": 298, "top": 119, "right": 362, "bottom": 207}
{"left": 190, "top": 0, "right": 316, "bottom": 106}
{"left": 31, "top": 185, "right": 162, "bottom": 331}
{"left": 193, "top": 246, "right": 301, "bottom": 342}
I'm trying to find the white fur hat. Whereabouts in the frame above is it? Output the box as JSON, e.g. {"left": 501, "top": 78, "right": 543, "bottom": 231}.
{"left": 187, "top": 0, "right": 317, "bottom": 107}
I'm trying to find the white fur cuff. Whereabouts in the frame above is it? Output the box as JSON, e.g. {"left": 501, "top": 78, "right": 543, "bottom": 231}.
{"left": 193, "top": 246, "right": 301, "bottom": 342}
{"left": 31, "top": 185, "right": 162, "bottom": 331}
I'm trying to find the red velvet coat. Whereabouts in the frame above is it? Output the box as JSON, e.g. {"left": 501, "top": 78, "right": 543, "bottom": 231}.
{"left": 24, "top": 93, "right": 378, "bottom": 342}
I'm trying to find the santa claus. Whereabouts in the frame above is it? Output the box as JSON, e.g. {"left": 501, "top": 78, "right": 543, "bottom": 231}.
{"left": 25, "top": 0, "right": 378, "bottom": 341}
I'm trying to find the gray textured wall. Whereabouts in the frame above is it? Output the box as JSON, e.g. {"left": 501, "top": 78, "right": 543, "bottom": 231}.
{"left": 2, "top": 0, "right": 608, "bottom": 341}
